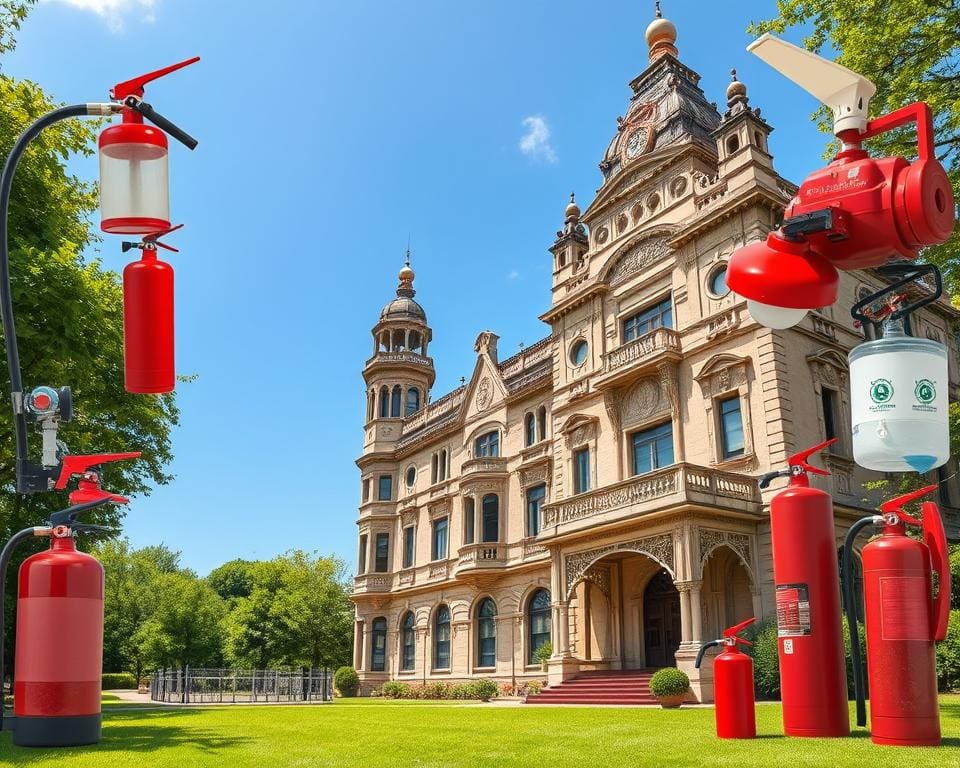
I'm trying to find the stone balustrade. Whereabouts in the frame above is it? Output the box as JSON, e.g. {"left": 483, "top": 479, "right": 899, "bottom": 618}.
{"left": 601, "top": 327, "right": 681, "bottom": 374}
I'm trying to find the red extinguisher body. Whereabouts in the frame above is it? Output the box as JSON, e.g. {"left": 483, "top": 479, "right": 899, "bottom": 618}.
{"left": 714, "top": 646, "right": 756, "bottom": 738}
{"left": 862, "top": 524, "right": 940, "bottom": 745}
{"left": 123, "top": 251, "right": 174, "bottom": 394}
{"left": 767, "top": 442, "right": 849, "bottom": 737}
{"left": 13, "top": 536, "right": 104, "bottom": 747}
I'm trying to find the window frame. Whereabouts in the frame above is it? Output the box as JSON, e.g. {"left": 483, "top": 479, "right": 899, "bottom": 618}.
{"left": 405, "top": 387, "right": 420, "bottom": 416}
{"left": 431, "top": 517, "right": 449, "bottom": 561}
{"left": 525, "top": 412, "right": 536, "bottom": 447}
{"left": 718, "top": 395, "right": 745, "bottom": 460}
{"left": 474, "top": 430, "right": 500, "bottom": 458}
{"left": 630, "top": 421, "right": 675, "bottom": 476}
{"left": 400, "top": 611, "right": 416, "bottom": 672}
{"left": 371, "top": 616, "right": 387, "bottom": 672}
{"left": 622, "top": 296, "right": 672, "bottom": 343}
{"left": 402, "top": 525, "right": 415, "bottom": 569}
{"left": 433, "top": 605, "right": 451, "bottom": 670}
{"left": 526, "top": 484, "right": 546, "bottom": 537}
{"left": 463, "top": 497, "right": 475, "bottom": 545}
{"left": 476, "top": 598, "right": 497, "bottom": 669}
{"left": 374, "top": 532, "right": 389, "bottom": 573}
{"left": 481, "top": 494, "right": 499, "bottom": 543}
{"left": 573, "top": 446, "right": 591, "bottom": 494}
{"left": 358, "top": 533, "right": 368, "bottom": 574}
{"left": 527, "top": 589, "right": 552, "bottom": 665}
{"left": 377, "top": 475, "right": 393, "bottom": 501}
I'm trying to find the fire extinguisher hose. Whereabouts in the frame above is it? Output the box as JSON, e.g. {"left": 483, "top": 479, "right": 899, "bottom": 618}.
{"left": 695, "top": 640, "right": 723, "bottom": 669}
{"left": 0, "top": 526, "right": 47, "bottom": 731}
{"left": 842, "top": 516, "right": 878, "bottom": 728}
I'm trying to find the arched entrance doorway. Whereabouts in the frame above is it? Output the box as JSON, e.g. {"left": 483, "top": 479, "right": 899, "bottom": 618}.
{"left": 642, "top": 569, "right": 681, "bottom": 668}
{"left": 701, "top": 545, "right": 755, "bottom": 639}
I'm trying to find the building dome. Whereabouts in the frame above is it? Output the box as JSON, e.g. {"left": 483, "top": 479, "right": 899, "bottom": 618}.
{"left": 565, "top": 192, "right": 581, "bottom": 220}
{"left": 726, "top": 69, "right": 747, "bottom": 101}
{"left": 645, "top": 16, "right": 676, "bottom": 48}
{"left": 380, "top": 295, "right": 426, "bottom": 322}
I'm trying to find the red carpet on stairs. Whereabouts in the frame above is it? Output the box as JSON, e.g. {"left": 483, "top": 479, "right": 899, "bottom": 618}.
{"left": 524, "top": 669, "right": 659, "bottom": 705}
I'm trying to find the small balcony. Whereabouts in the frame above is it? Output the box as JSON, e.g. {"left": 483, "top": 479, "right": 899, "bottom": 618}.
{"left": 352, "top": 573, "right": 393, "bottom": 595}
{"left": 595, "top": 328, "right": 682, "bottom": 389}
{"left": 454, "top": 543, "right": 507, "bottom": 576}
{"left": 539, "top": 463, "right": 761, "bottom": 540}
{"left": 461, "top": 456, "right": 510, "bottom": 479}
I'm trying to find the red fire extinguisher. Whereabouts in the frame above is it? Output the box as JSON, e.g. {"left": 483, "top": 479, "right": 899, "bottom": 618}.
{"left": 695, "top": 617, "right": 757, "bottom": 739}
{"left": 842, "top": 485, "right": 951, "bottom": 747}
{"left": 759, "top": 438, "right": 849, "bottom": 737}
{"left": 0, "top": 453, "right": 138, "bottom": 747}
{"left": 121, "top": 225, "right": 182, "bottom": 394}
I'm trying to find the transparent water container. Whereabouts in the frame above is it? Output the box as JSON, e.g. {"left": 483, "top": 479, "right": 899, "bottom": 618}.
{"left": 99, "top": 123, "right": 170, "bottom": 235}
{"left": 849, "top": 320, "right": 949, "bottom": 473}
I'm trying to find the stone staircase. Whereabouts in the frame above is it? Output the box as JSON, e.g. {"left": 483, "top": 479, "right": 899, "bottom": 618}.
{"left": 524, "top": 669, "right": 659, "bottom": 705}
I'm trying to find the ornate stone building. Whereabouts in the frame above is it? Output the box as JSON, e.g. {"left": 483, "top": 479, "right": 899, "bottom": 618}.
{"left": 351, "top": 8, "right": 960, "bottom": 700}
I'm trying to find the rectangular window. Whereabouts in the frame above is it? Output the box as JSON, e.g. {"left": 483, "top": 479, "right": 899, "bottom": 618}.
{"left": 481, "top": 495, "right": 499, "bottom": 543}
{"left": 432, "top": 517, "right": 448, "bottom": 561}
{"left": 719, "top": 397, "right": 745, "bottom": 460}
{"left": 402, "top": 526, "right": 415, "bottom": 569}
{"left": 374, "top": 533, "right": 389, "bottom": 573}
{"left": 574, "top": 447, "right": 591, "bottom": 494}
{"left": 358, "top": 534, "right": 368, "bottom": 574}
{"left": 378, "top": 475, "right": 392, "bottom": 501}
{"left": 631, "top": 422, "right": 674, "bottom": 475}
{"left": 821, "top": 388, "right": 839, "bottom": 444}
{"left": 623, "top": 297, "right": 672, "bottom": 343}
{"left": 463, "top": 497, "right": 475, "bottom": 545}
{"left": 475, "top": 431, "right": 500, "bottom": 457}
{"left": 362, "top": 478, "right": 370, "bottom": 503}
{"left": 526, "top": 484, "right": 546, "bottom": 537}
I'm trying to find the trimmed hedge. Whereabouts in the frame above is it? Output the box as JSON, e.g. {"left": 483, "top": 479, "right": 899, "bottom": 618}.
{"left": 102, "top": 672, "right": 137, "bottom": 689}
{"left": 379, "top": 679, "right": 500, "bottom": 700}
{"left": 936, "top": 609, "right": 960, "bottom": 692}
{"left": 333, "top": 666, "right": 359, "bottom": 697}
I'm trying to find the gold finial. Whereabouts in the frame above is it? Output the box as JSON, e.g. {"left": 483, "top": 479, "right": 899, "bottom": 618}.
{"left": 646, "top": 2, "right": 677, "bottom": 62}
{"left": 565, "top": 191, "right": 581, "bottom": 221}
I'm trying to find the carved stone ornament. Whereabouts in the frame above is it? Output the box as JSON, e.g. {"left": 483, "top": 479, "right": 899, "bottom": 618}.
{"left": 596, "top": 226, "right": 609, "bottom": 245}
{"left": 565, "top": 533, "right": 675, "bottom": 596}
{"left": 400, "top": 507, "right": 419, "bottom": 527}
{"left": 621, "top": 377, "right": 664, "bottom": 427}
{"left": 519, "top": 465, "right": 550, "bottom": 488}
{"left": 699, "top": 528, "right": 752, "bottom": 574}
{"left": 582, "top": 564, "right": 611, "bottom": 599}
{"left": 476, "top": 377, "right": 492, "bottom": 411}
{"left": 607, "top": 238, "right": 669, "bottom": 285}
{"left": 695, "top": 355, "right": 751, "bottom": 399}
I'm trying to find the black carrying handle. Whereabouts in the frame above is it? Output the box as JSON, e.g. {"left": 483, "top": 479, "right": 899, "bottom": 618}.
{"left": 48, "top": 496, "right": 119, "bottom": 527}
{"left": 124, "top": 96, "right": 198, "bottom": 150}
{"left": 695, "top": 640, "right": 722, "bottom": 669}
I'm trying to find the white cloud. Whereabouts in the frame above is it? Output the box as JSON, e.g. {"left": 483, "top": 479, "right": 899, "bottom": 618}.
{"left": 507, "top": 269, "right": 520, "bottom": 280}
{"left": 519, "top": 115, "right": 557, "bottom": 164}
{"left": 44, "top": 0, "right": 158, "bottom": 32}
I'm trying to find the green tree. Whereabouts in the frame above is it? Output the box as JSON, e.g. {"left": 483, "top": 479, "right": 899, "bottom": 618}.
{"left": 93, "top": 539, "right": 182, "bottom": 679}
{"left": 749, "top": 1, "right": 960, "bottom": 290}
{"left": 224, "top": 552, "right": 353, "bottom": 670}
{"left": 0, "top": 3, "right": 181, "bottom": 676}
{"left": 133, "top": 572, "right": 225, "bottom": 670}
{"left": 207, "top": 558, "right": 256, "bottom": 603}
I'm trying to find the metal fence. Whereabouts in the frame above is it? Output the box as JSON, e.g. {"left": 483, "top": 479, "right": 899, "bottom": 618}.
{"left": 150, "top": 667, "right": 333, "bottom": 704}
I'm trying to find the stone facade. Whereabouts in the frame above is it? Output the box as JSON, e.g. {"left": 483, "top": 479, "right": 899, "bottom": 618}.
{"left": 351, "top": 10, "right": 960, "bottom": 700}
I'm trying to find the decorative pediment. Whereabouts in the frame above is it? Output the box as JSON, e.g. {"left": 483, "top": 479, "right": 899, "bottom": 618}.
{"left": 597, "top": 227, "right": 678, "bottom": 286}
{"left": 806, "top": 349, "right": 849, "bottom": 388}
{"left": 694, "top": 353, "right": 751, "bottom": 398}
{"left": 559, "top": 414, "right": 599, "bottom": 447}
{"left": 462, "top": 345, "right": 509, "bottom": 423}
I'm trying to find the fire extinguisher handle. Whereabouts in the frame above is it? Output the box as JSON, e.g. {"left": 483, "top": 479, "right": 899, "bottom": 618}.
{"left": 47, "top": 496, "right": 119, "bottom": 527}
{"left": 123, "top": 97, "right": 198, "bottom": 150}
{"left": 921, "top": 501, "right": 951, "bottom": 642}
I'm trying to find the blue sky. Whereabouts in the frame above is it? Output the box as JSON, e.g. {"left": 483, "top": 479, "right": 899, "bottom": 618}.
{"left": 3, "top": 0, "right": 830, "bottom": 575}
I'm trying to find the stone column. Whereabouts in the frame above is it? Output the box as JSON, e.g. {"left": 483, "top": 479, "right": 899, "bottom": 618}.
{"left": 690, "top": 581, "right": 704, "bottom": 646}
{"left": 677, "top": 582, "right": 693, "bottom": 647}
{"left": 559, "top": 601, "right": 571, "bottom": 655}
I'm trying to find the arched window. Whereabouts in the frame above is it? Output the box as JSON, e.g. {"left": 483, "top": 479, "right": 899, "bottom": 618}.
{"left": 409, "top": 330, "right": 422, "bottom": 354}
{"left": 390, "top": 385, "right": 402, "bottom": 417}
{"left": 527, "top": 589, "right": 552, "bottom": 664}
{"left": 401, "top": 611, "right": 416, "bottom": 671}
{"left": 379, "top": 387, "right": 389, "bottom": 417}
{"left": 476, "top": 598, "right": 497, "bottom": 668}
{"left": 525, "top": 413, "right": 536, "bottom": 446}
{"left": 406, "top": 387, "right": 420, "bottom": 416}
{"left": 537, "top": 406, "right": 547, "bottom": 441}
{"left": 439, "top": 449, "right": 447, "bottom": 482}
{"left": 463, "top": 497, "right": 475, "bottom": 544}
{"left": 481, "top": 494, "right": 499, "bottom": 542}
{"left": 475, "top": 430, "right": 499, "bottom": 457}
{"left": 434, "top": 605, "right": 451, "bottom": 669}
{"left": 726, "top": 134, "right": 740, "bottom": 154}
{"left": 431, "top": 453, "right": 438, "bottom": 484}
{"left": 367, "top": 392, "right": 374, "bottom": 421}
{"left": 371, "top": 617, "right": 387, "bottom": 672}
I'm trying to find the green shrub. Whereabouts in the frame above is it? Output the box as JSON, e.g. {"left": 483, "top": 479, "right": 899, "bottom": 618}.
{"left": 937, "top": 609, "right": 960, "bottom": 692}
{"left": 101, "top": 672, "right": 137, "bottom": 690}
{"left": 525, "top": 680, "right": 544, "bottom": 696}
{"left": 333, "top": 666, "right": 359, "bottom": 697}
{"left": 743, "top": 619, "right": 780, "bottom": 700}
{"left": 533, "top": 641, "right": 553, "bottom": 664}
{"left": 450, "top": 682, "right": 476, "bottom": 700}
{"left": 473, "top": 679, "right": 499, "bottom": 700}
{"left": 381, "top": 681, "right": 411, "bottom": 699}
{"left": 648, "top": 668, "right": 689, "bottom": 697}
{"left": 423, "top": 681, "right": 452, "bottom": 699}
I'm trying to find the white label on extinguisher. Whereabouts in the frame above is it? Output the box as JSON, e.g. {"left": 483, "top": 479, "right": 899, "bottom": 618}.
{"left": 880, "top": 576, "right": 929, "bottom": 641}
{"left": 783, "top": 639, "right": 794, "bottom": 655}
{"left": 776, "top": 583, "right": 811, "bottom": 637}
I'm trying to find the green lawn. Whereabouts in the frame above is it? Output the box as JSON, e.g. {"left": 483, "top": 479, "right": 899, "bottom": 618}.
{"left": 0, "top": 697, "right": 958, "bottom": 767}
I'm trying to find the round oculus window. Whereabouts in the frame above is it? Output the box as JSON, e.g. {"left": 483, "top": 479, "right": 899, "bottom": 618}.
{"left": 708, "top": 264, "right": 729, "bottom": 297}
{"left": 570, "top": 339, "right": 588, "bottom": 366}
{"left": 405, "top": 466, "right": 416, "bottom": 487}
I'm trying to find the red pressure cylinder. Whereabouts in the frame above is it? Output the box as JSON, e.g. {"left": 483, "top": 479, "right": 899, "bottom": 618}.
{"left": 123, "top": 250, "right": 175, "bottom": 393}
{"left": 714, "top": 644, "right": 756, "bottom": 739}
{"left": 13, "top": 535, "right": 104, "bottom": 747}
{"left": 766, "top": 441, "right": 849, "bottom": 737}
{"left": 862, "top": 517, "right": 940, "bottom": 746}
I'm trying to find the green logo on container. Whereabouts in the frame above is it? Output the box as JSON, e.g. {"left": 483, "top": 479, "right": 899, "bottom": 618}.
{"left": 915, "top": 379, "right": 936, "bottom": 404}
{"left": 870, "top": 378, "right": 894, "bottom": 404}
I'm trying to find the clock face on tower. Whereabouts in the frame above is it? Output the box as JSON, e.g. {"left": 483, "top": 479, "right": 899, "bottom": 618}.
{"left": 624, "top": 127, "right": 650, "bottom": 160}
{"left": 620, "top": 102, "right": 656, "bottom": 164}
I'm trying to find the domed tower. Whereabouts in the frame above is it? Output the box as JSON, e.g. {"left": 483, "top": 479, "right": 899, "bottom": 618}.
{"left": 362, "top": 253, "right": 436, "bottom": 451}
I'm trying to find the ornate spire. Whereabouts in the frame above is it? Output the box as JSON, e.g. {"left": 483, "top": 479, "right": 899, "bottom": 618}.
{"left": 645, "top": 2, "right": 678, "bottom": 62}
{"left": 397, "top": 248, "right": 415, "bottom": 298}
{"left": 725, "top": 68, "right": 749, "bottom": 115}
{"left": 556, "top": 191, "right": 587, "bottom": 241}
